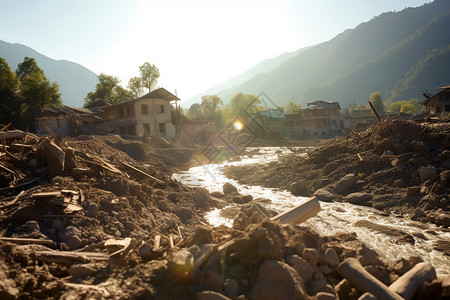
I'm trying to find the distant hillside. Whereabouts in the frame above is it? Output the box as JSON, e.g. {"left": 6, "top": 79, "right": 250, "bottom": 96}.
{"left": 0, "top": 40, "right": 97, "bottom": 107}
{"left": 182, "top": 45, "right": 314, "bottom": 107}
{"left": 213, "top": 0, "right": 450, "bottom": 108}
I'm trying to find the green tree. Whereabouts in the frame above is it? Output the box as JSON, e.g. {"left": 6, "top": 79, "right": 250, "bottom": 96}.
{"left": 0, "top": 57, "right": 21, "bottom": 124}
{"left": 15, "top": 57, "right": 43, "bottom": 79}
{"left": 127, "top": 76, "right": 145, "bottom": 98}
{"left": 187, "top": 103, "right": 202, "bottom": 119}
{"left": 409, "top": 98, "right": 423, "bottom": 114}
{"left": 369, "top": 92, "right": 384, "bottom": 113}
{"left": 400, "top": 103, "right": 416, "bottom": 114}
{"left": 139, "top": 62, "right": 160, "bottom": 92}
{"left": 201, "top": 95, "right": 223, "bottom": 119}
{"left": 225, "top": 93, "right": 262, "bottom": 123}
{"left": 387, "top": 102, "right": 402, "bottom": 113}
{"left": 285, "top": 101, "right": 301, "bottom": 114}
{"left": 84, "top": 73, "right": 132, "bottom": 106}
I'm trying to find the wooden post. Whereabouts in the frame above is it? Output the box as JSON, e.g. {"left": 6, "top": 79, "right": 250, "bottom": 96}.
{"left": 389, "top": 262, "right": 436, "bottom": 300}
{"left": 271, "top": 197, "right": 321, "bottom": 224}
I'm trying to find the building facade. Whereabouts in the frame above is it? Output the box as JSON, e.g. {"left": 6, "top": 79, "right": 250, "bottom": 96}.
{"left": 421, "top": 85, "right": 450, "bottom": 115}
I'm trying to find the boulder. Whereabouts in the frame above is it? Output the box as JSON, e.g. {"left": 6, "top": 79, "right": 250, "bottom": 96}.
{"left": 233, "top": 212, "right": 250, "bottom": 231}
{"left": 223, "top": 183, "right": 238, "bottom": 195}
{"left": 224, "top": 278, "right": 239, "bottom": 298}
{"left": 334, "top": 173, "right": 356, "bottom": 195}
{"left": 302, "top": 247, "right": 319, "bottom": 265}
{"left": 314, "top": 188, "right": 336, "bottom": 202}
{"left": 57, "top": 226, "right": 82, "bottom": 249}
{"left": 410, "top": 140, "right": 429, "bottom": 155}
{"left": 435, "top": 213, "right": 450, "bottom": 228}
{"left": 289, "top": 179, "right": 308, "bottom": 195}
{"left": 84, "top": 203, "right": 98, "bottom": 218}
{"left": 249, "top": 260, "right": 308, "bottom": 300}
{"left": 343, "top": 192, "right": 372, "bottom": 204}
{"left": 286, "top": 254, "right": 315, "bottom": 282}
{"left": 320, "top": 248, "right": 339, "bottom": 267}
{"left": 419, "top": 167, "right": 437, "bottom": 183}
{"left": 232, "top": 195, "right": 253, "bottom": 204}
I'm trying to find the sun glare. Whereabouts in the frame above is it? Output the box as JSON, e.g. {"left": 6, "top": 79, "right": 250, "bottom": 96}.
{"left": 233, "top": 120, "right": 244, "bottom": 131}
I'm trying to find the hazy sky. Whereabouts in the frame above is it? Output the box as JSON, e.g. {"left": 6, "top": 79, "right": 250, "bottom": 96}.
{"left": 1, "top": 0, "right": 431, "bottom": 102}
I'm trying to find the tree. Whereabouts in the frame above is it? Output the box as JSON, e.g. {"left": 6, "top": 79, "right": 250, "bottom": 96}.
{"left": 409, "top": 98, "right": 423, "bottom": 113}
{"left": 369, "top": 92, "right": 384, "bottom": 113}
{"left": 0, "top": 57, "right": 21, "bottom": 124}
{"left": 225, "top": 93, "right": 262, "bottom": 123}
{"left": 201, "top": 95, "right": 223, "bottom": 119}
{"left": 187, "top": 103, "right": 202, "bottom": 119}
{"left": 15, "top": 57, "right": 42, "bottom": 79}
{"left": 400, "top": 103, "right": 416, "bottom": 114}
{"left": 139, "top": 62, "right": 160, "bottom": 92}
{"left": 127, "top": 76, "right": 145, "bottom": 98}
{"left": 84, "top": 73, "right": 132, "bottom": 106}
{"left": 285, "top": 101, "right": 301, "bottom": 114}
{"left": 387, "top": 102, "right": 403, "bottom": 113}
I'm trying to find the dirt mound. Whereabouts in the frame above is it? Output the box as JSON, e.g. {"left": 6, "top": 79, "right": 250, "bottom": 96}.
{"left": 224, "top": 119, "right": 450, "bottom": 228}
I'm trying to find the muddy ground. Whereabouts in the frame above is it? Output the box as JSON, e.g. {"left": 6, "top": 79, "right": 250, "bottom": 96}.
{"left": 0, "top": 126, "right": 449, "bottom": 299}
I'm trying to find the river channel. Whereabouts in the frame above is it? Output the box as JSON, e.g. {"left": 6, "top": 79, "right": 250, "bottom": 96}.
{"left": 172, "top": 147, "right": 450, "bottom": 276}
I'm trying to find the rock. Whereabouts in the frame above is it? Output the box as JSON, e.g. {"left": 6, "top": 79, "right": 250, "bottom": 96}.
{"left": 286, "top": 254, "right": 315, "bottom": 282}
{"left": 419, "top": 167, "right": 437, "bottom": 183}
{"left": 302, "top": 248, "right": 319, "bottom": 265}
{"left": 315, "top": 292, "right": 336, "bottom": 300}
{"left": 335, "top": 279, "right": 352, "bottom": 300}
{"left": 334, "top": 173, "right": 356, "bottom": 195}
{"left": 343, "top": 192, "right": 372, "bottom": 204}
{"left": 318, "top": 265, "right": 333, "bottom": 275}
{"left": 0, "top": 262, "right": 19, "bottom": 300}
{"left": 410, "top": 140, "right": 429, "bottom": 154}
{"left": 232, "top": 195, "right": 253, "bottom": 204}
{"left": 223, "top": 183, "right": 238, "bottom": 195}
{"left": 392, "top": 257, "right": 412, "bottom": 275}
{"left": 138, "top": 244, "right": 151, "bottom": 256}
{"left": 196, "top": 291, "right": 232, "bottom": 300}
{"left": 204, "top": 271, "right": 225, "bottom": 292}
{"left": 241, "top": 202, "right": 270, "bottom": 218}
{"left": 442, "top": 275, "right": 450, "bottom": 297}
{"left": 440, "top": 170, "right": 450, "bottom": 187}
{"left": 57, "top": 226, "right": 82, "bottom": 249}
{"left": 249, "top": 260, "right": 308, "bottom": 300}
{"left": 224, "top": 278, "right": 239, "bottom": 298}
{"left": 51, "top": 218, "right": 64, "bottom": 231}
{"left": 168, "top": 249, "right": 194, "bottom": 276}
{"left": 314, "top": 188, "right": 336, "bottom": 202}
{"left": 321, "top": 248, "right": 339, "bottom": 267}
{"left": 232, "top": 212, "right": 250, "bottom": 231}
{"left": 376, "top": 138, "right": 395, "bottom": 152}
{"left": 24, "top": 220, "right": 40, "bottom": 232}
{"left": 290, "top": 179, "right": 307, "bottom": 195}
{"left": 413, "top": 208, "right": 427, "bottom": 219}
{"left": 84, "top": 203, "right": 98, "bottom": 218}
{"left": 435, "top": 213, "right": 450, "bottom": 228}
{"left": 69, "top": 263, "right": 98, "bottom": 279}
{"left": 393, "top": 179, "right": 404, "bottom": 187}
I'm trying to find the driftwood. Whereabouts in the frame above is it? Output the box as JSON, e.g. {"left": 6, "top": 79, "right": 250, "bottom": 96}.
{"left": 368, "top": 101, "right": 382, "bottom": 130}
{"left": 0, "top": 236, "right": 55, "bottom": 246}
{"left": 120, "top": 162, "right": 165, "bottom": 184}
{"left": 35, "top": 250, "right": 110, "bottom": 265}
{"left": 389, "top": 262, "right": 436, "bottom": 300}
{"left": 272, "top": 197, "right": 321, "bottom": 224}
{"left": 338, "top": 257, "right": 404, "bottom": 300}
{"left": 0, "top": 130, "right": 39, "bottom": 142}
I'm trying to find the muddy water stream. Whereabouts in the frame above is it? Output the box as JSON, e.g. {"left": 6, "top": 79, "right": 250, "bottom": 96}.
{"left": 172, "top": 147, "right": 450, "bottom": 276}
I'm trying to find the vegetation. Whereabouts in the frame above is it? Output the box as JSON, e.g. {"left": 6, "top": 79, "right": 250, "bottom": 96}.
{"left": 369, "top": 92, "right": 384, "bottom": 113}
{"left": 0, "top": 56, "right": 61, "bottom": 129}
{"left": 387, "top": 98, "right": 423, "bottom": 114}
{"left": 84, "top": 62, "right": 160, "bottom": 107}
{"left": 285, "top": 101, "right": 301, "bottom": 114}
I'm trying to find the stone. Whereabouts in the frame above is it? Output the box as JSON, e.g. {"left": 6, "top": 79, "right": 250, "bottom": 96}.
{"left": 410, "top": 140, "right": 429, "bottom": 154}
{"left": 84, "top": 203, "right": 99, "bottom": 218}
{"left": 302, "top": 248, "right": 319, "bottom": 265}
{"left": 57, "top": 226, "right": 82, "bottom": 249}
{"left": 435, "top": 213, "right": 450, "bottom": 228}
{"left": 224, "top": 278, "right": 239, "bottom": 298}
{"left": 24, "top": 220, "right": 40, "bottom": 232}
{"left": 196, "top": 291, "right": 231, "bottom": 300}
{"left": 321, "top": 248, "right": 339, "bottom": 267}
{"left": 69, "top": 263, "right": 98, "bottom": 279}
{"left": 249, "top": 260, "right": 308, "bottom": 300}
{"left": 286, "top": 254, "right": 315, "bottom": 282}
{"left": 419, "top": 166, "right": 437, "bottom": 183}
{"left": 314, "top": 188, "right": 335, "bottom": 202}
{"left": 232, "top": 195, "right": 252, "bottom": 204}
{"left": 413, "top": 208, "right": 427, "bottom": 219}
{"left": 392, "top": 258, "right": 412, "bottom": 275}
{"left": 315, "top": 292, "right": 336, "bottom": 300}
{"left": 440, "top": 170, "right": 450, "bottom": 187}
{"left": 290, "top": 179, "right": 308, "bottom": 195}
{"left": 343, "top": 192, "right": 372, "bottom": 204}
{"left": 168, "top": 249, "right": 194, "bottom": 276}
{"left": 223, "top": 183, "right": 238, "bottom": 195}
{"left": 52, "top": 218, "right": 64, "bottom": 231}
{"left": 318, "top": 265, "right": 333, "bottom": 275}
{"left": 334, "top": 173, "right": 356, "bottom": 195}
{"left": 204, "top": 271, "right": 225, "bottom": 292}
{"left": 138, "top": 244, "right": 151, "bottom": 256}
{"left": 442, "top": 275, "right": 450, "bottom": 297}
{"left": 232, "top": 212, "right": 250, "bottom": 231}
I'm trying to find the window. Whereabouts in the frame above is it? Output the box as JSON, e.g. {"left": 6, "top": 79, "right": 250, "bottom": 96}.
{"left": 143, "top": 124, "right": 150, "bottom": 133}
{"left": 160, "top": 104, "right": 165, "bottom": 114}
{"left": 119, "top": 108, "right": 124, "bottom": 118}
{"left": 445, "top": 105, "right": 450, "bottom": 112}
{"left": 127, "top": 106, "right": 133, "bottom": 117}
{"left": 159, "top": 123, "right": 166, "bottom": 135}
{"left": 436, "top": 106, "right": 442, "bottom": 113}
{"left": 126, "top": 125, "right": 136, "bottom": 136}
{"left": 141, "top": 104, "right": 149, "bottom": 115}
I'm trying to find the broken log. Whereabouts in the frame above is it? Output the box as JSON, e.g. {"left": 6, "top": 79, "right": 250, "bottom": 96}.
{"left": 338, "top": 257, "right": 404, "bottom": 300}
{"left": 271, "top": 197, "right": 321, "bottom": 224}
{"left": 389, "top": 262, "right": 436, "bottom": 300}
{"left": 120, "top": 162, "right": 165, "bottom": 184}
{"left": 35, "top": 250, "right": 109, "bottom": 265}
{"left": 0, "top": 236, "right": 55, "bottom": 246}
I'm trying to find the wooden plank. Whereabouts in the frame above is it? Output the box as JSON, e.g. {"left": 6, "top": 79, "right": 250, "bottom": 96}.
{"left": 0, "top": 236, "right": 55, "bottom": 246}
{"left": 31, "top": 191, "right": 62, "bottom": 198}
{"left": 120, "top": 162, "right": 165, "bottom": 184}
{"left": 153, "top": 235, "right": 161, "bottom": 251}
{"left": 35, "top": 250, "right": 109, "bottom": 264}
{"left": 272, "top": 197, "right": 321, "bottom": 225}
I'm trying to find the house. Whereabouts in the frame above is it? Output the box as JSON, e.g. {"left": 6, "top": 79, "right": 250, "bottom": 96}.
{"left": 421, "top": 85, "right": 450, "bottom": 115}
{"left": 35, "top": 105, "right": 104, "bottom": 136}
{"left": 284, "top": 101, "right": 349, "bottom": 138}
{"left": 253, "top": 109, "right": 285, "bottom": 133}
{"left": 102, "top": 88, "right": 179, "bottom": 139}
{"left": 349, "top": 107, "right": 373, "bottom": 127}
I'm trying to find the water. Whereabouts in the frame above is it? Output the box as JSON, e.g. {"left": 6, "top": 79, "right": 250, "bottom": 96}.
{"left": 172, "top": 147, "right": 450, "bottom": 276}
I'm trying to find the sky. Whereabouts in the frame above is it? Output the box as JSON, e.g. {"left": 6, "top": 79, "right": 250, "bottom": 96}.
{"left": 0, "top": 0, "right": 431, "bottom": 103}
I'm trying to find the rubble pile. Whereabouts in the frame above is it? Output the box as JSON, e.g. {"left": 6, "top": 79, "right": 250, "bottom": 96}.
{"left": 224, "top": 120, "right": 450, "bottom": 229}
{"left": 0, "top": 126, "right": 449, "bottom": 299}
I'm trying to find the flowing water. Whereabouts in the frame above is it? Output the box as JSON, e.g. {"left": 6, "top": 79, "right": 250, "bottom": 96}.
{"left": 172, "top": 147, "right": 450, "bottom": 276}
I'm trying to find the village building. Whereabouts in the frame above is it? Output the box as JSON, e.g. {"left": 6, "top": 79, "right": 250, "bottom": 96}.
{"left": 35, "top": 105, "right": 104, "bottom": 136}
{"left": 349, "top": 107, "right": 373, "bottom": 127}
{"left": 284, "top": 101, "right": 349, "bottom": 138}
{"left": 102, "top": 88, "right": 179, "bottom": 139}
{"left": 421, "top": 85, "right": 450, "bottom": 115}
{"left": 253, "top": 109, "right": 285, "bottom": 134}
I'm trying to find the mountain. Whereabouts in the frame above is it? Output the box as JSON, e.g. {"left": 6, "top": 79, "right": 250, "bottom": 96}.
{"left": 210, "top": 0, "right": 450, "bottom": 108}
{"left": 182, "top": 45, "right": 314, "bottom": 107}
{"left": 0, "top": 39, "right": 97, "bottom": 107}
